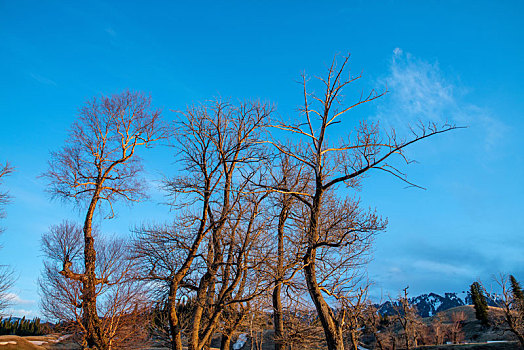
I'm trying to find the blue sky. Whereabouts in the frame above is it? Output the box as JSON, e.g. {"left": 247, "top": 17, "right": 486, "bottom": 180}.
{"left": 0, "top": 0, "right": 523, "bottom": 317}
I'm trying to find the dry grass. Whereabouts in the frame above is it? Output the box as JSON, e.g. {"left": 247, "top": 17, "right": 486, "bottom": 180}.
{"left": 0, "top": 335, "right": 45, "bottom": 350}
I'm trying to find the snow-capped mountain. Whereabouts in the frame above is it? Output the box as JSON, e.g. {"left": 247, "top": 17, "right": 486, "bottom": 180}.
{"left": 378, "top": 292, "right": 465, "bottom": 317}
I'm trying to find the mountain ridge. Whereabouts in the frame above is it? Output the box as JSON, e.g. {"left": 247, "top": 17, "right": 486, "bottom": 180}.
{"left": 377, "top": 291, "right": 502, "bottom": 317}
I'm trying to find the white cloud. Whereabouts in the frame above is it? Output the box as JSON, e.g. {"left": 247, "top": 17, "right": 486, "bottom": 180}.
{"left": 375, "top": 48, "right": 507, "bottom": 152}
{"left": 5, "top": 293, "right": 35, "bottom": 305}
{"left": 393, "top": 47, "right": 403, "bottom": 57}
{"left": 3, "top": 293, "right": 38, "bottom": 319}
{"left": 413, "top": 259, "right": 472, "bottom": 277}
{"left": 6, "top": 308, "right": 39, "bottom": 318}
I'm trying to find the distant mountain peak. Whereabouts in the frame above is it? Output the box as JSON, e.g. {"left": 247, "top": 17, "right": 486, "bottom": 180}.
{"left": 378, "top": 292, "right": 465, "bottom": 317}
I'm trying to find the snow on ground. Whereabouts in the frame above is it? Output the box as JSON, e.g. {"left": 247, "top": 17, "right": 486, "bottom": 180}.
{"left": 27, "top": 341, "right": 46, "bottom": 345}
{"left": 233, "top": 333, "right": 248, "bottom": 350}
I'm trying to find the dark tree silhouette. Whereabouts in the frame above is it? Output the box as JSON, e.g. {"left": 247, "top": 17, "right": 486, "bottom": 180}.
{"left": 510, "top": 275, "right": 524, "bottom": 302}
{"left": 470, "top": 282, "right": 489, "bottom": 326}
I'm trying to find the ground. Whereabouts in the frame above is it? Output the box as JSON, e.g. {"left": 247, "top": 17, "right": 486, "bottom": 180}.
{"left": 1, "top": 306, "right": 522, "bottom": 350}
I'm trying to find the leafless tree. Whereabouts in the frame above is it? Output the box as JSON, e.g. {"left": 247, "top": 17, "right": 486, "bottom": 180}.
{"left": 341, "top": 285, "right": 370, "bottom": 350}
{"left": 0, "top": 162, "right": 14, "bottom": 316}
{"left": 218, "top": 302, "right": 248, "bottom": 350}
{"left": 42, "top": 91, "right": 165, "bottom": 349}
{"left": 266, "top": 54, "right": 459, "bottom": 350}
{"left": 392, "top": 287, "right": 422, "bottom": 350}
{"left": 430, "top": 313, "right": 445, "bottom": 345}
{"left": 362, "top": 302, "right": 392, "bottom": 350}
{"left": 446, "top": 311, "right": 465, "bottom": 345}
{"left": 264, "top": 154, "right": 312, "bottom": 350}
{"left": 279, "top": 306, "right": 326, "bottom": 350}
{"left": 132, "top": 99, "right": 273, "bottom": 350}
{"left": 187, "top": 188, "right": 272, "bottom": 350}
{"left": 0, "top": 163, "right": 13, "bottom": 235}
{"left": 40, "top": 221, "right": 150, "bottom": 349}
{"left": 494, "top": 274, "right": 524, "bottom": 346}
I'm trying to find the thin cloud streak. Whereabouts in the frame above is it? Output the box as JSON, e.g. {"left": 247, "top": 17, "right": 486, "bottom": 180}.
{"left": 376, "top": 48, "right": 507, "bottom": 153}
{"left": 28, "top": 72, "right": 57, "bottom": 86}
{"left": 5, "top": 293, "right": 35, "bottom": 305}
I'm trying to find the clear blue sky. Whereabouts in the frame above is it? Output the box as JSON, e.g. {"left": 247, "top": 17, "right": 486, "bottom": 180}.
{"left": 1, "top": 0, "right": 523, "bottom": 317}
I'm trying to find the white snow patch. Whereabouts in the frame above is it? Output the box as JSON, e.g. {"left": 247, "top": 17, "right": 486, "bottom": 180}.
{"left": 57, "top": 334, "right": 73, "bottom": 342}
{"left": 233, "top": 333, "right": 248, "bottom": 349}
{"left": 0, "top": 341, "right": 17, "bottom": 345}
{"left": 28, "top": 340, "right": 48, "bottom": 345}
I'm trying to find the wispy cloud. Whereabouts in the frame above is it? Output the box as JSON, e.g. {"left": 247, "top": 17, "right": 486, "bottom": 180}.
{"left": 4, "top": 293, "right": 38, "bottom": 318}
{"left": 413, "top": 259, "right": 472, "bottom": 277}
{"left": 5, "top": 293, "right": 35, "bottom": 305}
{"left": 376, "top": 48, "right": 507, "bottom": 152}
{"left": 28, "top": 72, "right": 57, "bottom": 86}
{"left": 6, "top": 308, "right": 39, "bottom": 318}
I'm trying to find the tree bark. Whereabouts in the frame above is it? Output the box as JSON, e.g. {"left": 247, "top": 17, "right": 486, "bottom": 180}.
{"left": 272, "top": 199, "right": 288, "bottom": 350}
{"left": 304, "top": 261, "right": 345, "bottom": 350}
{"left": 167, "top": 283, "right": 183, "bottom": 350}
{"left": 272, "top": 282, "right": 284, "bottom": 350}
{"left": 82, "top": 192, "right": 109, "bottom": 350}
{"left": 350, "top": 331, "right": 358, "bottom": 350}
{"left": 303, "top": 190, "right": 345, "bottom": 350}
{"left": 220, "top": 334, "right": 231, "bottom": 350}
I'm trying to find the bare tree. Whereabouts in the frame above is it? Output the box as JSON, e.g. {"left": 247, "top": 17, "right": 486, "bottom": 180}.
{"left": 0, "top": 162, "right": 14, "bottom": 316}
{"left": 0, "top": 163, "right": 13, "bottom": 235}
{"left": 446, "top": 311, "right": 465, "bottom": 345}
{"left": 40, "top": 221, "right": 150, "bottom": 349}
{"left": 188, "top": 189, "right": 272, "bottom": 350}
{"left": 430, "top": 313, "right": 445, "bottom": 345}
{"left": 218, "top": 302, "right": 248, "bottom": 350}
{"left": 494, "top": 274, "right": 524, "bottom": 347}
{"left": 132, "top": 100, "right": 272, "bottom": 350}
{"left": 392, "top": 287, "right": 422, "bottom": 350}
{"left": 267, "top": 54, "right": 459, "bottom": 350}
{"left": 265, "top": 155, "right": 311, "bottom": 350}
{"left": 341, "top": 285, "right": 369, "bottom": 350}
{"left": 363, "top": 302, "right": 392, "bottom": 350}
{"left": 42, "top": 91, "right": 165, "bottom": 349}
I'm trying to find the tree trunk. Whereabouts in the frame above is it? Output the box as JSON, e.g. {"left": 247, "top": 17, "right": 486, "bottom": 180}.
{"left": 350, "top": 330, "right": 358, "bottom": 350}
{"left": 516, "top": 334, "right": 524, "bottom": 348}
{"left": 220, "top": 334, "right": 231, "bottom": 350}
{"left": 82, "top": 193, "right": 108, "bottom": 350}
{"left": 167, "top": 189, "right": 210, "bottom": 350}
{"left": 506, "top": 311, "right": 524, "bottom": 347}
{"left": 374, "top": 333, "right": 384, "bottom": 350}
{"left": 189, "top": 273, "right": 209, "bottom": 350}
{"left": 272, "top": 282, "right": 284, "bottom": 350}
{"left": 303, "top": 190, "right": 345, "bottom": 350}
{"left": 273, "top": 201, "right": 287, "bottom": 350}
{"left": 167, "top": 283, "right": 183, "bottom": 350}
{"left": 304, "top": 261, "right": 345, "bottom": 350}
